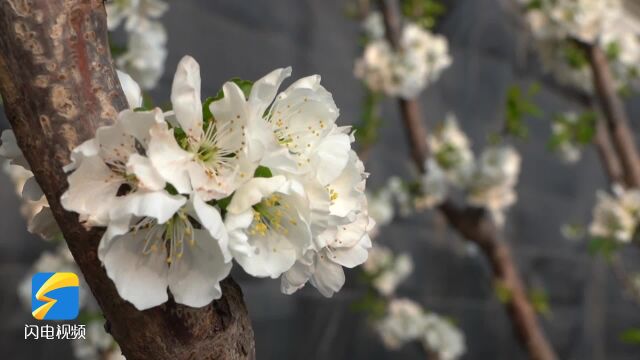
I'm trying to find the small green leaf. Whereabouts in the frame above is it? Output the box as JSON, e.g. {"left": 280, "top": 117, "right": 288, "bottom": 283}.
{"left": 529, "top": 288, "right": 552, "bottom": 317}
{"left": 495, "top": 281, "right": 513, "bottom": 303}
{"left": 254, "top": 166, "right": 273, "bottom": 178}
{"left": 620, "top": 328, "right": 640, "bottom": 344}
{"left": 588, "top": 237, "right": 619, "bottom": 259}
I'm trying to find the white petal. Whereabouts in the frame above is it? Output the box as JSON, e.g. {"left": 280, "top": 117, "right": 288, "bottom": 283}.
{"left": 28, "top": 207, "right": 61, "bottom": 241}
{"left": 248, "top": 67, "right": 292, "bottom": 117}
{"left": 117, "top": 70, "right": 143, "bottom": 109}
{"left": 310, "top": 255, "right": 345, "bottom": 297}
{"left": 168, "top": 229, "right": 232, "bottom": 307}
{"left": 101, "top": 229, "right": 169, "bottom": 310}
{"left": 281, "top": 259, "right": 313, "bottom": 295}
{"left": 119, "top": 108, "right": 165, "bottom": 147}
{"left": 171, "top": 56, "right": 203, "bottom": 141}
{"left": 65, "top": 139, "right": 99, "bottom": 172}
{"left": 312, "top": 131, "right": 352, "bottom": 185}
{"left": 330, "top": 236, "right": 370, "bottom": 268}
{"left": 60, "top": 156, "right": 121, "bottom": 226}
{"left": 189, "top": 195, "right": 231, "bottom": 262}
{"left": 111, "top": 191, "right": 186, "bottom": 225}
{"left": 127, "top": 153, "right": 165, "bottom": 191}
{"left": 147, "top": 123, "right": 194, "bottom": 194}
{"left": 226, "top": 175, "right": 287, "bottom": 214}
{"left": 22, "top": 177, "right": 44, "bottom": 201}
{"left": 231, "top": 230, "right": 299, "bottom": 278}
{"left": 225, "top": 211, "right": 255, "bottom": 256}
{"left": 0, "top": 130, "right": 29, "bottom": 168}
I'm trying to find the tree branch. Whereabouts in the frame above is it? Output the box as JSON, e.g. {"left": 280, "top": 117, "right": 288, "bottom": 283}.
{"left": 586, "top": 44, "right": 640, "bottom": 188}
{"left": 0, "top": 1, "right": 254, "bottom": 359}
{"left": 377, "top": 1, "right": 557, "bottom": 359}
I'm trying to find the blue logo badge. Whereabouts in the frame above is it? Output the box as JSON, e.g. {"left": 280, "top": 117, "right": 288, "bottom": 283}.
{"left": 31, "top": 272, "right": 79, "bottom": 321}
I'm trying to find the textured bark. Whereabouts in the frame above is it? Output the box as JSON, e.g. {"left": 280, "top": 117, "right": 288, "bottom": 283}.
{"left": 377, "top": 1, "right": 557, "bottom": 359}
{"left": 0, "top": 1, "right": 255, "bottom": 359}
{"left": 587, "top": 44, "right": 640, "bottom": 188}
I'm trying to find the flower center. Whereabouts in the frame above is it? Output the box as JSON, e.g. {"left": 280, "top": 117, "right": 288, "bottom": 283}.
{"left": 249, "top": 194, "right": 298, "bottom": 237}
{"left": 133, "top": 210, "right": 195, "bottom": 264}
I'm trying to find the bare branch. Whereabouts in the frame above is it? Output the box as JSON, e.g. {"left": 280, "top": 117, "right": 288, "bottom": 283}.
{"left": 0, "top": 1, "right": 254, "bottom": 359}
{"left": 586, "top": 44, "right": 640, "bottom": 188}
{"left": 376, "top": 1, "right": 557, "bottom": 359}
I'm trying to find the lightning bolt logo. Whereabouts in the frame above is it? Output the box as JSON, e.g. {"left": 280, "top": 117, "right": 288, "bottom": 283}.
{"left": 31, "top": 272, "right": 79, "bottom": 320}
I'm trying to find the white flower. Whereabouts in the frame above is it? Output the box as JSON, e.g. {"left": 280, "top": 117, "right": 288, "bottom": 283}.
{"left": 240, "top": 67, "right": 351, "bottom": 185}
{"left": 225, "top": 176, "right": 312, "bottom": 278}
{"left": 99, "top": 194, "right": 231, "bottom": 310}
{"left": 375, "top": 298, "right": 426, "bottom": 349}
{"left": 280, "top": 152, "right": 373, "bottom": 297}
{"left": 419, "top": 159, "right": 449, "bottom": 209}
{"left": 466, "top": 145, "right": 521, "bottom": 226}
{"left": 362, "top": 11, "right": 386, "bottom": 40}
{"left": 589, "top": 187, "right": 640, "bottom": 243}
{"left": 147, "top": 56, "right": 254, "bottom": 201}
{"left": 354, "top": 16, "right": 452, "bottom": 99}
{"left": 386, "top": 176, "right": 413, "bottom": 217}
{"left": 429, "top": 114, "right": 474, "bottom": 187}
{"left": 363, "top": 245, "right": 413, "bottom": 296}
{"left": 422, "top": 313, "right": 466, "bottom": 360}
{"left": 106, "top": 0, "right": 168, "bottom": 32}
{"left": 550, "top": 113, "right": 583, "bottom": 164}
{"left": 117, "top": 21, "right": 168, "bottom": 90}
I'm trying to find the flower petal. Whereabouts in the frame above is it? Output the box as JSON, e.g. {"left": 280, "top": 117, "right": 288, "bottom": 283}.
{"left": 248, "top": 67, "right": 292, "bottom": 117}
{"left": 114, "top": 190, "right": 186, "bottom": 224}
{"left": 101, "top": 229, "right": 169, "bottom": 310}
{"left": 127, "top": 153, "right": 165, "bottom": 191}
{"left": 168, "top": 229, "right": 232, "bottom": 307}
{"left": 117, "top": 70, "right": 143, "bottom": 109}
{"left": 171, "top": 56, "right": 203, "bottom": 141}
{"left": 147, "top": 123, "right": 194, "bottom": 194}
{"left": 190, "top": 195, "right": 231, "bottom": 262}
{"left": 226, "top": 175, "right": 287, "bottom": 214}
{"left": 310, "top": 256, "right": 345, "bottom": 297}
{"left": 61, "top": 156, "right": 122, "bottom": 226}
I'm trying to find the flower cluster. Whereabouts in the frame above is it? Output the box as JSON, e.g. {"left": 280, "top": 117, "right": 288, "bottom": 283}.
{"left": 374, "top": 298, "right": 466, "bottom": 360}
{"left": 420, "top": 115, "right": 522, "bottom": 226}
{"left": 517, "top": 0, "right": 640, "bottom": 92}
{"left": 589, "top": 186, "right": 640, "bottom": 243}
{"left": 53, "top": 56, "right": 371, "bottom": 310}
{"left": 363, "top": 245, "right": 414, "bottom": 296}
{"left": 354, "top": 11, "right": 452, "bottom": 99}
{"left": 107, "top": 0, "right": 168, "bottom": 89}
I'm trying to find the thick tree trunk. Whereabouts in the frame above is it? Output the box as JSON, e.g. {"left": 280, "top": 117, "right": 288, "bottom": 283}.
{"left": 377, "top": 1, "right": 557, "bottom": 359}
{"left": 0, "top": 1, "right": 255, "bottom": 359}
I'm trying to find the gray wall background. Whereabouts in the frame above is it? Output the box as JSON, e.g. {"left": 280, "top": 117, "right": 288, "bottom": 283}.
{"left": 1, "top": 0, "right": 640, "bottom": 359}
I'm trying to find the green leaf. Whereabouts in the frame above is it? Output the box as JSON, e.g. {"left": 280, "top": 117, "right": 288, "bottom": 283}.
{"left": 254, "top": 166, "right": 273, "bottom": 178}
{"left": 354, "top": 89, "right": 383, "bottom": 148}
{"left": 494, "top": 281, "right": 513, "bottom": 303}
{"left": 529, "top": 288, "right": 552, "bottom": 317}
{"left": 350, "top": 291, "right": 388, "bottom": 319}
{"left": 401, "top": 0, "right": 446, "bottom": 29}
{"left": 563, "top": 42, "right": 589, "bottom": 69}
{"left": 504, "top": 83, "right": 543, "bottom": 139}
{"left": 588, "top": 237, "right": 619, "bottom": 259}
{"left": 620, "top": 328, "right": 640, "bottom": 344}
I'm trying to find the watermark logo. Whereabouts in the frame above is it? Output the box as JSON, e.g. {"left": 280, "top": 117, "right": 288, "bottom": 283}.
{"left": 31, "top": 272, "right": 79, "bottom": 321}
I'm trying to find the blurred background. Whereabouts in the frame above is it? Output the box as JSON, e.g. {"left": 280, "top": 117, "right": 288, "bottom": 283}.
{"left": 1, "top": 0, "right": 640, "bottom": 359}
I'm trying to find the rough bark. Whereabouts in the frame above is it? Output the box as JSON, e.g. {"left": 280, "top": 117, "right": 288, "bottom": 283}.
{"left": 0, "top": 1, "right": 255, "bottom": 359}
{"left": 587, "top": 44, "right": 640, "bottom": 188}
{"left": 377, "top": 1, "right": 557, "bottom": 359}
